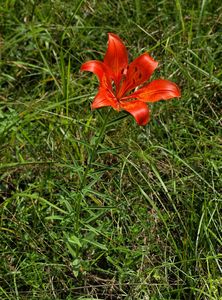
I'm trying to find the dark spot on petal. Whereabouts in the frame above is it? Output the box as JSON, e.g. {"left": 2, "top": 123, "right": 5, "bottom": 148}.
{"left": 138, "top": 73, "right": 142, "bottom": 79}
{"left": 134, "top": 66, "right": 138, "bottom": 72}
{"left": 121, "top": 68, "right": 124, "bottom": 74}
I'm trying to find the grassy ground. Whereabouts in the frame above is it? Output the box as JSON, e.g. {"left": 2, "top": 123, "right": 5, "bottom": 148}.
{"left": 0, "top": 0, "right": 222, "bottom": 299}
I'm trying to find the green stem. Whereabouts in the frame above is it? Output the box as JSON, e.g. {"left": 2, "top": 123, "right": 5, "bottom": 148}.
{"left": 80, "top": 109, "right": 111, "bottom": 191}
{"left": 74, "top": 110, "right": 111, "bottom": 233}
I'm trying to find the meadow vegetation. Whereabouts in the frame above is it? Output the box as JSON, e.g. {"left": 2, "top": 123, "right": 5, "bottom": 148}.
{"left": 0, "top": 0, "right": 222, "bottom": 299}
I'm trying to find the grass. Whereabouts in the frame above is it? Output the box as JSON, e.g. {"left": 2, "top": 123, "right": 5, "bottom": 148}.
{"left": 0, "top": 0, "right": 222, "bottom": 299}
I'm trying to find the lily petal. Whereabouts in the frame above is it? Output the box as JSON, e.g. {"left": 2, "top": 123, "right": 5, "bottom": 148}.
{"left": 118, "top": 53, "right": 158, "bottom": 98}
{"left": 127, "top": 79, "right": 181, "bottom": 102}
{"left": 120, "top": 100, "right": 150, "bottom": 126}
{"left": 92, "top": 87, "right": 118, "bottom": 110}
{"left": 81, "top": 60, "right": 112, "bottom": 88}
{"left": 104, "top": 33, "right": 128, "bottom": 90}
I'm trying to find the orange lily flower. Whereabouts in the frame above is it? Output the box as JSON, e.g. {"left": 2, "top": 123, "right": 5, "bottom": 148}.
{"left": 81, "top": 33, "right": 181, "bottom": 126}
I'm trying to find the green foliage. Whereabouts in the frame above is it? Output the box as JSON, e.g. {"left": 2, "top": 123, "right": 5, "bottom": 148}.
{"left": 0, "top": 0, "right": 222, "bottom": 299}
